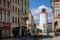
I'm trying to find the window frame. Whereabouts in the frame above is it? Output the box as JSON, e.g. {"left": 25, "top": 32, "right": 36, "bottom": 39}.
{"left": 0, "top": 0, "right": 2, "bottom": 5}
{"left": 12, "top": 16, "right": 14, "bottom": 23}
{"left": 7, "top": 12, "right": 10, "bottom": 22}
{"left": 3, "top": 11, "right": 6, "bottom": 21}
{"left": 0, "top": 10, "right": 2, "bottom": 21}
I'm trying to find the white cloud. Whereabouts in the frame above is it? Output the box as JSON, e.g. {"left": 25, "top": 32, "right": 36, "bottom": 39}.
{"left": 31, "top": 5, "right": 52, "bottom": 15}
{"left": 34, "top": 16, "right": 38, "bottom": 20}
{"left": 30, "top": 5, "right": 52, "bottom": 23}
{"left": 48, "top": 17, "right": 52, "bottom": 20}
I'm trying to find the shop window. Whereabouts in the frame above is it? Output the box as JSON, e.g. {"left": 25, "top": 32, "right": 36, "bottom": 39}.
{"left": 2, "top": 28, "right": 10, "bottom": 37}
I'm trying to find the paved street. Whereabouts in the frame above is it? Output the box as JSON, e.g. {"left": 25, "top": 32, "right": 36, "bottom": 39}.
{"left": 1, "top": 36, "right": 60, "bottom": 40}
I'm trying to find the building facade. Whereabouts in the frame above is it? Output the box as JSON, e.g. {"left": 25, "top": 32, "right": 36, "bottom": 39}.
{"left": 0, "top": 0, "right": 29, "bottom": 37}
{"left": 51, "top": 0, "right": 60, "bottom": 31}
{"left": 26, "top": 11, "right": 34, "bottom": 34}
{"left": 47, "top": 22, "right": 52, "bottom": 31}
{"left": 0, "top": 0, "right": 12, "bottom": 37}
{"left": 20, "top": 0, "right": 29, "bottom": 36}
{"left": 36, "top": 23, "right": 40, "bottom": 29}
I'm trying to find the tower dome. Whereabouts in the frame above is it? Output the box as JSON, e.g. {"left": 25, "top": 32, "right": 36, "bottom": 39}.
{"left": 42, "top": 8, "right": 46, "bottom": 13}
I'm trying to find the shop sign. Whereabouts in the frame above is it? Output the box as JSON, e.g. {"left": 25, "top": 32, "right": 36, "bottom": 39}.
{"left": 57, "top": 14, "right": 60, "bottom": 28}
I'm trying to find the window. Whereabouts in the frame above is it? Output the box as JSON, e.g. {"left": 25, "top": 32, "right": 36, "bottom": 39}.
{"left": 13, "top": 0, "right": 14, "bottom": 2}
{"left": 25, "top": 10, "right": 26, "bottom": 14}
{"left": 12, "top": 16, "right": 14, "bottom": 23}
{"left": 25, "top": 0, "right": 26, "bottom": 6}
{"left": 18, "top": 18, "right": 19, "bottom": 23}
{"left": 59, "top": 10, "right": 60, "bottom": 13}
{"left": 18, "top": 8, "right": 20, "bottom": 14}
{"left": 13, "top": 6, "right": 14, "bottom": 11}
{"left": 15, "top": 0, "right": 17, "bottom": 3}
{"left": 0, "top": 10, "right": 2, "bottom": 21}
{"left": 54, "top": 10, "right": 60, "bottom": 18}
{"left": 8, "top": 0, "right": 10, "bottom": 8}
{"left": 0, "top": 0, "right": 1, "bottom": 5}
{"left": 3, "top": 11, "right": 6, "bottom": 21}
{"left": 18, "top": 0, "right": 19, "bottom": 4}
{"left": 15, "top": 7, "right": 17, "bottom": 12}
{"left": 4, "top": 0, "right": 6, "bottom": 7}
{"left": 7, "top": 13, "right": 10, "bottom": 22}
{"left": 54, "top": 2, "right": 59, "bottom": 8}
{"left": 15, "top": 17, "right": 17, "bottom": 23}
{"left": 54, "top": 11, "right": 57, "bottom": 18}
{"left": 28, "top": 0, "right": 29, "bottom": 7}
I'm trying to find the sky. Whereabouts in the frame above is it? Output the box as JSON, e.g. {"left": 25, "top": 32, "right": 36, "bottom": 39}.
{"left": 29, "top": 0, "right": 52, "bottom": 23}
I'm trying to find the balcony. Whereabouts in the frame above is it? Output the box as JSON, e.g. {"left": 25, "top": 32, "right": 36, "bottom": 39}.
{"left": 20, "top": 22, "right": 26, "bottom": 26}
{"left": 22, "top": 14, "right": 29, "bottom": 20}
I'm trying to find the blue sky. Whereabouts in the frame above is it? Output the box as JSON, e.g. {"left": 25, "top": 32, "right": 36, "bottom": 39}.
{"left": 29, "top": 0, "right": 52, "bottom": 23}
{"left": 29, "top": 0, "right": 51, "bottom": 9}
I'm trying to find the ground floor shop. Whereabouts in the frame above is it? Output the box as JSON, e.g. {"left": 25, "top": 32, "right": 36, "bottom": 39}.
{"left": 0, "top": 22, "right": 12, "bottom": 38}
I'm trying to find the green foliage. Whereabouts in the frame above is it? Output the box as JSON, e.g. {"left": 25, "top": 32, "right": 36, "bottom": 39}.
{"left": 34, "top": 23, "right": 36, "bottom": 28}
{"left": 26, "top": 9, "right": 29, "bottom": 13}
{"left": 56, "top": 29, "right": 60, "bottom": 32}
{"left": 47, "top": 29, "right": 50, "bottom": 33}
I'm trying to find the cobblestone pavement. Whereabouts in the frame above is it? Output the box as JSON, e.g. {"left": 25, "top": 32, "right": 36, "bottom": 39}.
{"left": 1, "top": 36, "right": 60, "bottom": 40}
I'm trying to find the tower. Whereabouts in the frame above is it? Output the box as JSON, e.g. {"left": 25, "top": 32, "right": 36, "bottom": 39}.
{"left": 40, "top": 8, "right": 47, "bottom": 32}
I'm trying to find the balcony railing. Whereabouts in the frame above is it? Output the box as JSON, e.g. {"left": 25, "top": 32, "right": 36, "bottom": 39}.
{"left": 22, "top": 14, "right": 29, "bottom": 20}
{"left": 20, "top": 22, "right": 26, "bottom": 26}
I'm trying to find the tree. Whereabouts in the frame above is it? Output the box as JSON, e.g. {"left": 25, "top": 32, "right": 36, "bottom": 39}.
{"left": 34, "top": 23, "right": 36, "bottom": 28}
